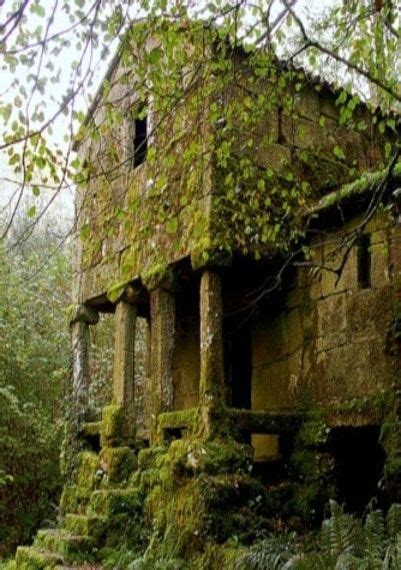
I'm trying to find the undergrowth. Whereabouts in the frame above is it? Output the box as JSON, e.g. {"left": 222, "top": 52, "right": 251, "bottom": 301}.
{"left": 235, "top": 501, "right": 401, "bottom": 569}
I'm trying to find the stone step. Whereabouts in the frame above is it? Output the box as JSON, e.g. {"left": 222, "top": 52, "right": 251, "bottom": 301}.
{"left": 64, "top": 514, "right": 106, "bottom": 540}
{"left": 87, "top": 488, "right": 142, "bottom": 516}
{"left": 34, "top": 529, "right": 93, "bottom": 565}
{"left": 54, "top": 566, "right": 102, "bottom": 569}
{"left": 15, "top": 545, "right": 63, "bottom": 568}
{"left": 60, "top": 485, "right": 93, "bottom": 516}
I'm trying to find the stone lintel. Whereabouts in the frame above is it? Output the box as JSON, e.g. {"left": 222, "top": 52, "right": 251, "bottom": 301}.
{"left": 70, "top": 303, "right": 99, "bottom": 326}
{"left": 122, "top": 283, "right": 142, "bottom": 304}
{"left": 191, "top": 246, "right": 232, "bottom": 271}
{"left": 228, "top": 408, "right": 304, "bottom": 435}
{"left": 142, "top": 264, "right": 175, "bottom": 292}
{"left": 157, "top": 408, "right": 197, "bottom": 440}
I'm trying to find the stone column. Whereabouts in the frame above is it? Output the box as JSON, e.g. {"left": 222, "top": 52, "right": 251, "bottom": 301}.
{"left": 199, "top": 270, "right": 225, "bottom": 437}
{"left": 150, "top": 288, "right": 175, "bottom": 441}
{"left": 70, "top": 304, "right": 99, "bottom": 422}
{"left": 112, "top": 299, "right": 137, "bottom": 442}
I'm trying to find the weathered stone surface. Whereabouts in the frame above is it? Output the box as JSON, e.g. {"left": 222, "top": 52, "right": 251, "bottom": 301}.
{"left": 71, "top": 320, "right": 91, "bottom": 423}
{"left": 316, "top": 293, "right": 347, "bottom": 352}
{"left": 157, "top": 408, "right": 197, "bottom": 440}
{"left": 199, "top": 271, "right": 225, "bottom": 434}
{"left": 252, "top": 434, "right": 280, "bottom": 462}
{"left": 252, "top": 361, "right": 293, "bottom": 411}
{"left": 150, "top": 287, "right": 176, "bottom": 440}
{"left": 252, "top": 315, "right": 288, "bottom": 368}
{"left": 293, "top": 88, "right": 320, "bottom": 121}
{"left": 173, "top": 315, "right": 200, "bottom": 410}
{"left": 88, "top": 488, "right": 142, "bottom": 516}
{"left": 100, "top": 405, "right": 127, "bottom": 448}
{"left": 64, "top": 514, "right": 107, "bottom": 541}
{"left": 34, "top": 529, "right": 93, "bottom": 564}
{"left": 15, "top": 546, "right": 62, "bottom": 569}
{"left": 69, "top": 304, "right": 99, "bottom": 325}
{"left": 99, "top": 446, "right": 137, "bottom": 482}
{"left": 321, "top": 241, "right": 358, "bottom": 296}
{"left": 371, "top": 242, "right": 390, "bottom": 288}
{"left": 112, "top": 300, "right": 137, "bottom": 441}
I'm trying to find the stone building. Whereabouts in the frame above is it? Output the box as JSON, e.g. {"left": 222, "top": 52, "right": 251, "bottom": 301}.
{"left": 15, "top": 20, "right": 401, "bottom": 568}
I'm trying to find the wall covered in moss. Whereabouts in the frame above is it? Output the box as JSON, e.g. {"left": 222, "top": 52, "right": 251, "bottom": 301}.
{"left": 249, "top": 210, "right": 400, "bottom": 428}
{"left": 72, "top": 22, "right": 388, "bottom": 305}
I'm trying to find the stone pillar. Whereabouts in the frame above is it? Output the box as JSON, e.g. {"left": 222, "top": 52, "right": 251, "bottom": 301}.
{"left": 199, "top": 270, "right": 225, "bottom": 437}
{"left": 150, "top": 288, "right": 175, "bottom": 441}
{"left": 70, "top": 304, "right": 99, "bottom": 422}
{"left": 112, "top": 299, "right": 137, "bottom": 441}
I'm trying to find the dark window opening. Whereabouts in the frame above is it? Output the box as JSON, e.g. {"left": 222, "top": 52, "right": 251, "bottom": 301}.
{"left": 84, "top": 432, "right": 100, "bottom": 453}
{"left": 358, "top": 234, "right": 371, "bottom": 289}
{"left": 277, "top": 105, "right": 285, "bottom": 144}
{"left": 133, "top": 114, "right": 148, "bottom": 168}
{"left": 224, "top": 322, "right": 252, "bottom": 410}
{"left": 329, "top": 426, "right": 385, "bottom": 515}
{"left": 163, "top": 427, "right": 185, "bottom": 443}
{"left": 251, "top": 433, "right": 293, "bottom": 486}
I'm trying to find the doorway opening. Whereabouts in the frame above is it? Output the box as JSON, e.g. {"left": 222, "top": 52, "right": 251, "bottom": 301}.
{"left": 224, "top": 321, "right": 253, "bottom": 410}
{"left": 329, "top": 426, "right": 385, "bottom": 514}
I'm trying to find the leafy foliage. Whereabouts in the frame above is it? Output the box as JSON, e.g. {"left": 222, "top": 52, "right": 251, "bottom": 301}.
{"left": 102, "top": 525, "right": 187, "bottom": 570}
{"left": 236, "top": 501, "right": 401, "bottom": 570}
{"left": 0, "top": 387, "right": 62, "bottom": 557}
{"left": 0, "top": 218, "right": 71, "bottom": 556}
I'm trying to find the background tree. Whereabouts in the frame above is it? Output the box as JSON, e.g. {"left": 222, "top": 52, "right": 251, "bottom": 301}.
{"left": 0, "top": 206, "right": 70, "bottom": 555}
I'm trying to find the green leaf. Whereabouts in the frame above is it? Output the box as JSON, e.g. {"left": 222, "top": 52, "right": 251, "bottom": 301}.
{"left": 27, "top": 205, "right": 36, "bottom": 219}
{"left": 31, "top": 3, "right": 46, "bottom": 17}
{"left": 333, "top": 145, "right": 345, "bottom": 160}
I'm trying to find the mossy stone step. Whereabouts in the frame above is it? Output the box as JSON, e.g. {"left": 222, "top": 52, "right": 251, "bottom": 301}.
{"left": 15, "top": 545, "right": 63, "bottom": 569}
{"left": 64, "top": 513, "right": 107, "bottom": 540}
{"left": 87, "top": 488, "right": 142, "bottom": 516}
{"left": 54, "top": 566, "right": 102, "bottom": 569}
{"left": 60, "top": 485, "right": 93, "bottom": 516}
{"left": 34, "top": 530, "right": 93, "bottom": 565}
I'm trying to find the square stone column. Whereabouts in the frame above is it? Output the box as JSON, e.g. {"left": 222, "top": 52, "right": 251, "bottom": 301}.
{"left": 112, "top": 299, "right": 137, "bottom": 442}
{"left": 150, "top": 288, "right": 175, "bottom": 441}
{"left": 70, "top": 304, "right": 99, "bottom": 423}
{"left": 199, "top": 270, "right": 225, "bottom": 437}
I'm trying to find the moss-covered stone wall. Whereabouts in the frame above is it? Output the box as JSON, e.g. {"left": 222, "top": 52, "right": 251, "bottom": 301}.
{"left": 72, "top": 25, "right": 387, "bottom": 305}
{"left": 250, "top": 211, "right": 400, "bottom": 427}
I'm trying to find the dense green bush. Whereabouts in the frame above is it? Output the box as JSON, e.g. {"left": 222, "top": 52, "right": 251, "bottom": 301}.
{"left": 0, "top": 387, "right": 62, "bottom": 556}
{"left": 0, "top": 219, "right": 71, "bottom": 557}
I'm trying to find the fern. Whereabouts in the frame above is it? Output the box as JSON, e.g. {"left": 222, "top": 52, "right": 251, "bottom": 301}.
{"left": 225, "top": 503, "right": 401, "bottom": 570}
{"left": 283, "top": 552, "right": 334, "bottom": 569}
{"left": 321, "top": 500, "right": 363, "bottom": 560}
{"left": 234, "top": 532, "right": 299, "bottom": 570}
{"left": 386, "top": 504, "right": 401, "bottom": 539}
{"left": 364, "top": 510, "right": 386, "bottom": 568}
{"left": 393, "top": 534, "right": 401, "bottom": 568}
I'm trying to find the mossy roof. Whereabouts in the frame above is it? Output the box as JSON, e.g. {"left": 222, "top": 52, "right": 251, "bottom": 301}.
{"left": 309, "top": 160, "right": 401, "bottom": 216}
